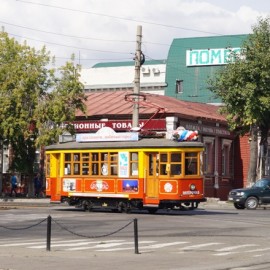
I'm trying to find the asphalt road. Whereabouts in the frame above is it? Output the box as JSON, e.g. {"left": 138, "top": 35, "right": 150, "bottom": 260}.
{"left": 1, "top": 202, "right": 270, "bottom": 270}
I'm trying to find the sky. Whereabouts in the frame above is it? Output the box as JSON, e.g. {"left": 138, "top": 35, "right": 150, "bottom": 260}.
{"left": 0, "top": 0, "right": 269, "bottom": 69}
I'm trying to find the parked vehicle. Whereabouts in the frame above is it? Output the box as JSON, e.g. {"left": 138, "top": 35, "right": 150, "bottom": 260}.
{"left": 228, "top": 178, "right": 270, "bottom": 210}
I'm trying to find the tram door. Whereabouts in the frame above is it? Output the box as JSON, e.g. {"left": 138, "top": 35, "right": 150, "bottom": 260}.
{"left": 50, "top": 153, "right": 61, "bottom": 202}
{"left": 146, "top": 153, "right": 159, "bottom": 198}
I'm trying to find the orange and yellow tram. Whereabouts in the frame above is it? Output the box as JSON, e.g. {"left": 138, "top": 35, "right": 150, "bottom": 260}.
{"left": 45, "top": 137, "right": 206, "bottom": 213}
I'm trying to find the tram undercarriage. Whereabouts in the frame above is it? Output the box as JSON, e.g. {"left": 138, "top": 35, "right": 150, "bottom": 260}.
{"left": 63, "top": 196, "right": 205, "bottom": 213}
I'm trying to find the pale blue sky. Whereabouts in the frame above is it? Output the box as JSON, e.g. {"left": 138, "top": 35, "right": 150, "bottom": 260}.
{"left": 0, "top": 0, "right": 268, "bottom": 68}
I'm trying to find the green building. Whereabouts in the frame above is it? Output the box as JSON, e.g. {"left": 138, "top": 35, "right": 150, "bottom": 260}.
{"left": 165, "top": 35, "right": 248, "bottom": 104}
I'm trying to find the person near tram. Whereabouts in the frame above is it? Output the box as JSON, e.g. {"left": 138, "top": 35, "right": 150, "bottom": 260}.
{"left": 10, "top": 173, "right": 18, "bottom": 197}
{"left": 33, "top": 173, "right": 43, "bottom": 198}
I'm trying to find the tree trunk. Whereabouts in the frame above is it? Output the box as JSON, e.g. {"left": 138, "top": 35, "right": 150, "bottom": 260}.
{"left": 247, "top": 125, "right": 258, "bottom": 186}
{"left": 259, "top": 123, "right": 269, "bottom": 178}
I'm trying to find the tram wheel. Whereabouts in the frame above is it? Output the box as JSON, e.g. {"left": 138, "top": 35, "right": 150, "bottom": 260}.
{"left": 188, "top": 202, "right": 198, "bottom": 210}
{"left": 82, "top": 200, "right": 93, "bottom": 212}
{"left": 117, "top": 202, "right": 130, "bottom": 213}
{"left": 147, "top": 208, "right": 158, "bottom": 214}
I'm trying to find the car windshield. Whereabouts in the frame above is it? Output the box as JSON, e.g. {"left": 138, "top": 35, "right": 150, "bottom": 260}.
{"left": 252, "top": 179, "right": 270, "bottom": 188}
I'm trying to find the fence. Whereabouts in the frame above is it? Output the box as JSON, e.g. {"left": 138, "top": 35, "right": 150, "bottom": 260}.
{"left": 0, "top": 215, "right": 140, "bottom": 254}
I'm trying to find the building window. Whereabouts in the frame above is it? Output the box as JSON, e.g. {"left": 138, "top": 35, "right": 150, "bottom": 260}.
{"left": 203, "top": 137, "right": 215, "bottom": 175}
{"left": 222, "top": 139, "right": 232, "bottom": 176}
{"left": 176, "top": 80, "right": 183, "bottom": 94}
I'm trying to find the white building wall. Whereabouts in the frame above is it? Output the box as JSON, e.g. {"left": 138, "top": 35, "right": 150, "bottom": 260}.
{"left": 80, "top": 63, "right": 166, "bottom": 95}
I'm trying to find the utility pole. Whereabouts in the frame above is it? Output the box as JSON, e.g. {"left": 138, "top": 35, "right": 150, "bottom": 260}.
{"left": 132, "top": 25, "right": 143, "bottom": 129}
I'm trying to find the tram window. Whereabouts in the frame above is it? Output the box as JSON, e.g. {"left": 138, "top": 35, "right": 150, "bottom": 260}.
{"left": 171, "top": 153, "right": 181, "bottom": 162}
{"left": 170, "top": 153, "right": 182, "bottom": 175}
{"left": 160, "top": 153, "right": 167, "bottom": 162}
{"left": 171, "top": 164, "right": 182, "bottom": 175}
{"left": 101, "top": 163, "right": 108, "bottom": 175}
{"left": 101, "top": 153, "right": 108, "bottom": 175}
{"left": 185, "top": 152, "right": 198, "bottom": 175}
{"left": 149, "top": 154, "right": 154, "bottom": 176}
{"left": 82, "top": 153, "right": 90, "bottom": 175}
{"left": 64, "top": 153, "right": 72, "bottom": 175}
{"left": 160, "top": 152, "right": 182, "bottom": 176}
{"left": 92, "top": 153, "right": 98, "bottom": 161}
{"left": 160, "top": 164, "right": 167, "bottom": 175}
{"left": 91, "top": 153, "right": 99, "bottom": 175}
{"left": 65, "top": 153, "right": 71, "bottom": 161}
{"left": 110, "top": 153, "right": 118, "bottom": 161}
{"left": 46, "top": 154, "right": 50, "bottom": 176}
{"left": 110, "top": 164, "right": 118, "bottom": 175}
{"left": 82, "top": 153, "right": 89, "bottom": 162}
{"left": 64, "top": 163, "right": 71, "bottom": 175}
{"left": 82, "top": 167, "right": 89, "bottom": 175}
{"left": 73, "top": 163, "right": 80, "bottom": 175}
{"left": 110, "top": 152, "right": 118, "bottom": 175}
{"left": 92, "top": 163, "right": 99, "bottom": 175}
{"left": 73, "top": 154, "right": 80, "bottom": 161}
{"left": 160, "top": 153, "right": 168, "bottom": 175}
{"left": 101, "top": 153, "right": 108, "bottom": 161}
{"left": 130, "top": 152, "right": 138, "bottom": 176}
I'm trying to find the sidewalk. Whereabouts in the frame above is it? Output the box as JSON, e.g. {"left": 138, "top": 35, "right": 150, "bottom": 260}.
{"left": 0, "top": 196, "right": 232, "bottom": 209}
{"left": 0, "top": 196, "right": 51, "bottom": 207}
{"left": 200, "top": 197, "right": 233, "bottom": 209}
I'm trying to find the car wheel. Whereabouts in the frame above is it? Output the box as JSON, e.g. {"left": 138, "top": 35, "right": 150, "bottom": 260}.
{"left": 233, "top": 203, "right": 245, "bottom": 209}
{"left": 245, "top": 196, "right": 258, "bottom": 210}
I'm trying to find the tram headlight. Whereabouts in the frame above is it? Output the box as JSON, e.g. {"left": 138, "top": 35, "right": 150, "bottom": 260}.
{"left": 190, "top": 184, "right": 196, "bottom": 191}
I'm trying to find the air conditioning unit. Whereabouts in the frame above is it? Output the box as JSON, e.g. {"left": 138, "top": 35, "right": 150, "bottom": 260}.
{"left": 152, "top": 68, "right": 160, "bottom": 74}
{"left": 141, "top": 67, "right": 150, "bottom": 74}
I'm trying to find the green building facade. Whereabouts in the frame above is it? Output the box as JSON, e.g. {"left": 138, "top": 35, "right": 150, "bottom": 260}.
{"left": 165, "top": 35, "right": 248, "bottom": 104}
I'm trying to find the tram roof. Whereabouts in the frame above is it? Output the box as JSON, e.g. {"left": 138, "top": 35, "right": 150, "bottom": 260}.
{"left": 45, "top": 138, "right": 204, "bottom": 151}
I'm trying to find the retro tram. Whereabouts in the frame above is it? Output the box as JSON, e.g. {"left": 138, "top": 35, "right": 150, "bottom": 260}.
{"left": 45, "top": 128, "right": 206, "bottom": 213}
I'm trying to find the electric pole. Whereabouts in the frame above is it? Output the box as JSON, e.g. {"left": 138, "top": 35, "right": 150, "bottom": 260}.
{"left": 132, "top": 25, "right": 142, "bottom": 129}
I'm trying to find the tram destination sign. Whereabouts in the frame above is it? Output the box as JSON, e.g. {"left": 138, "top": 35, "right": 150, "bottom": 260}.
{"left": 186, "top": 47, "right": 241, "bottom": 66}
{"left": 76, "top": 127, "right": 139, "bottom": 142}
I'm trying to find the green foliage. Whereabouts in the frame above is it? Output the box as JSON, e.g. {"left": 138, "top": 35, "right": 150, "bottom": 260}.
{"left": 209, "top": 17, "right": 270, "bottom": 135}
{"left": 209, "top": 17, "right": 270, "bottom": 182}
{"left": 0, "top": 31, "right": 86, "bottom": 173}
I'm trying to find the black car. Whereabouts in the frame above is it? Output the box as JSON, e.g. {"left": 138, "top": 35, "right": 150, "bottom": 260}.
{"left": 228, "top": 178, "right": 270, "bottom": 210}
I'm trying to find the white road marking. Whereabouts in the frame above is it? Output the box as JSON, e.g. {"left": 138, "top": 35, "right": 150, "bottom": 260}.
{"left": 30, "top": 239, "right": 126, "bottom": 249}
{"left": 140, "top": 241, "right": 188, "bottom": 249}
{"left": 67, "top": 240, "right": 156, "bottom": 251}
{"left": 0, "top": 236, "right": 268, "bottom": 258}
{"left": 215, "top": 244, "right": 258, "bottom": 252}
{"left": 178, "top": 242, "right": 223, "bottom": 251}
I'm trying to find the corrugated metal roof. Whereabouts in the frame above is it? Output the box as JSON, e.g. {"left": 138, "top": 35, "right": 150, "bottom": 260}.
{"left": 76, "top": 90, "right": 226, "bottom": 122}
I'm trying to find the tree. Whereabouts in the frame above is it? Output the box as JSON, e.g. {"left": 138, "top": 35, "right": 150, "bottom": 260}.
{"left": 209, "top": 17, "right": 270, "bottom": 186}
{"left": 0, "top": 31, "right": 86, "bottom": 189}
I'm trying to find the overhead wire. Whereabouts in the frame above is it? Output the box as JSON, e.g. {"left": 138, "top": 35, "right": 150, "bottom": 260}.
{"left": 4, "top": 0, "right": 248, "bottom": 65}
{"left": 0, "top": 20, "right": 136, "bottom": 44}
{"left": 14, "top": 0, "right": 235, "bottom": 36}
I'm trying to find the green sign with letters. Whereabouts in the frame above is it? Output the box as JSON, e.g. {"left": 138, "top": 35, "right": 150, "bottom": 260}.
{"left": 186, "top": 47, "right": 241, "bottom": 66}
